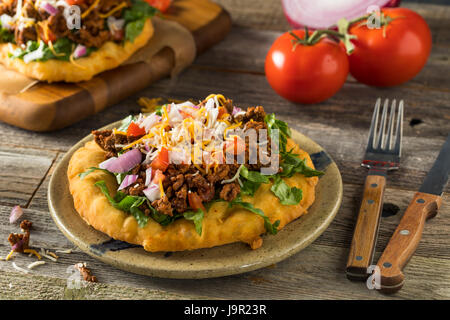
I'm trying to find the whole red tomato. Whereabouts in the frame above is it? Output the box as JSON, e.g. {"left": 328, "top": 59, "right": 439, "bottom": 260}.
{"left": 348, "top": 8, "right": 431, "bottom": 87}
{"left": 265, "top": 30, "right": 349, "bottom": 104}
{"left": 144, "top": 0, "right": 171, "bottom": 13}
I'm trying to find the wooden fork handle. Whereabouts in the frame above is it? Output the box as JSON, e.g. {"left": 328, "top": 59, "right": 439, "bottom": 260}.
{"left": 376, "top": 192, "right": 442, "bottom": 293}
{"left": 346, "top": 172, "right": 386, "bottom": 280}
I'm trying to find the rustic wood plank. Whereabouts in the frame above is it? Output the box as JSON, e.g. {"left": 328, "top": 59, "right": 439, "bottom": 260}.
{"left": 1, "top": 230, "right": 448, "bottom": 300}
{"left": 0, "top": 147, "right": 57, "bottom": 208}
{"left": 0, "top": 270, "right": 207, "bottom": 300}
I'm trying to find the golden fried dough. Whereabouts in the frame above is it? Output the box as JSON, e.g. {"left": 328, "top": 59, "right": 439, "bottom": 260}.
{"left": 0, "top": 19, "right": 153, "bottom": 83}
{"left": 67, "top": 138, "right": 318, "bottom": 252}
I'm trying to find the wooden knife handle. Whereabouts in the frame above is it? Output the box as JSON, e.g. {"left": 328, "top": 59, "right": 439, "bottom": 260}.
{"left": 346, "top": 172, "right": 386, "bottom": 280}
{"left": 376, "top": 192, "right": 442, "bottom": 293}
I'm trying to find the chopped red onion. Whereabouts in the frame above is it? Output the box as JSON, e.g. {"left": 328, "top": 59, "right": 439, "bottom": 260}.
{"left": 232, "top": 106, "right": 244, "bottom": 116}
{"left": 9, "top": 205, "right": 23, "bottom": 224}
{"left": 41, "top": 2, "right": 58, "bottom": 16}
{"left": 73, "top": 44, "right": 87, "bottom": 59}
{"left": 281, "top": 0, "right": 401, "bottom": 30}
{"left": 144, "top": 168, "right": 152, "bottom": 186}
{"left": 118, "top": 174, "right": 138, "bottom": 191}
{"left": 11, "top": 239, "right": 24, "bottom": 251}
{"left": 99, "top": 149, "right": 142, "bottom": 173}
{"left": 143, "top": 183, "right": 160, "bottom": 202}
{"left": 140, "top": 114, "right": 161, "bottom": 132}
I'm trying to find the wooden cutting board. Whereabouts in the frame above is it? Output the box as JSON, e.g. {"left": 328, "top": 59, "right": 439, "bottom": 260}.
{"left": 0, "top": 0, "right": 231, "bottom": 132}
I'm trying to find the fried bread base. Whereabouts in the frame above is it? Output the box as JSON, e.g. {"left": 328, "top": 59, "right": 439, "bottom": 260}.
{"left": 67, "top": 138, "right": 318, "bottom": 252}
{"left": 0, "top": 19, "right": 153, "bottom": 83}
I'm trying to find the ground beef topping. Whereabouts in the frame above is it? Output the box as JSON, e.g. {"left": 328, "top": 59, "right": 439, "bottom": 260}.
{"left": 91, "top": 97, "right": 276, "bottom": 219}
{"left": 1, "top": 0, "right": 133, "bottom": 47}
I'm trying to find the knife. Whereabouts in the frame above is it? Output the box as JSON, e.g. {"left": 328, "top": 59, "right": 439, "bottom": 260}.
{"left": 375, "top": 133, "right": 450, "bottom": 293}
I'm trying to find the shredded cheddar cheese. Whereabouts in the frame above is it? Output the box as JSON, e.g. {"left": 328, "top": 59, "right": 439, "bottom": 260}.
{"left": 23, "top": 249, "right": 41, "bottom": 260}
{"left": 5, "top": 250, "right": 15, "bottom": 261}
{"left": 99, "top": 2, "right": 128, "bottom": 18}
{"left": 81, "top": 0, "right": 100, "bottom": 19}
{"left": 158, "top": 178, "right": 165, "bottom": 198}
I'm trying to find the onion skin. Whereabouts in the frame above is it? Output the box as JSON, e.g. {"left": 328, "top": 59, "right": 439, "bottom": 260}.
{"left": 281, "top": 0, "right": 401, "bottom": 30}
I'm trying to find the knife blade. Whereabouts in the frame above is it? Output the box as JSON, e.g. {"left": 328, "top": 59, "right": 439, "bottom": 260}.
{"left": 375, "top": 134, "right": 450, "bottom": 293}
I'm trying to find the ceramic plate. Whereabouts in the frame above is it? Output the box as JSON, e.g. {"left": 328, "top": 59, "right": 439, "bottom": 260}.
{"left": 48, "top": 121, "right": 342, "bottom": 279}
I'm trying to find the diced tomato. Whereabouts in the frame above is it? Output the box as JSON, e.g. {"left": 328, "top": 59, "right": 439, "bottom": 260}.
{"left": 188, "top": 192, "right": 206, "bottom": 212}
{"left": 151, "top": 169, "right": 165, "bottom": 184}
{"left": 179, "top": 109, "right": 193, "bottom": 119}
{"left": 224, "top": 136, "right": 246, "bottom": 155}
{"left": 66, "top": 0, "right": 85, "bottom": 5}
{"left": 218, "top": 107, "right": 227, "bottom": 119}
{"left": 151, "top": 147, "right": 169, "bottom": 171}
{"left": 144, "top": 0, "right": 171, "bottom": 13}
{"left": 127, "top": 122, "right": 146, "bottom": 137}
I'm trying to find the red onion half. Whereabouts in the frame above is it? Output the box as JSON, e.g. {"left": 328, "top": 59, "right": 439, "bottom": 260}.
{"left": 281, "top": 0, "right": 401, "bottom": 30}
{"left": 99, "top": 149, "right": 142, "bottom": 173}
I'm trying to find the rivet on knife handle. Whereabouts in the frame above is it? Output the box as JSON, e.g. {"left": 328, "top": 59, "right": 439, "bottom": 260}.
{"left": 376, "top": 192, "right": 441, "bottom": 293}
{"left": 346, "top": 173, "right": 386, "bottom": 280}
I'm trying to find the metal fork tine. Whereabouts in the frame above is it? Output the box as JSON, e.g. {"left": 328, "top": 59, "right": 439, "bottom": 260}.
{"left": 394, "top": 100, "right": 404, "bottom": 156}
{"left": 367, "top": 98, "right": 381, "bottom": 150}
{"left": 376, "top": 99, "right": 389, "bottom": 150}
{"left": 385, "top": 99, "right": 397, "bottom": 150}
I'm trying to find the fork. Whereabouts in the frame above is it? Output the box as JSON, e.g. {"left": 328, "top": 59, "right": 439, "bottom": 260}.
{"left": 346, "top": 98, "right": 404, "bottom": 281}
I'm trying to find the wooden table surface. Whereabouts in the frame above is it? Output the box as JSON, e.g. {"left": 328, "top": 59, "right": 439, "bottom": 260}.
{"left": 0, "top": 0, "right": 449, "bottom": 300}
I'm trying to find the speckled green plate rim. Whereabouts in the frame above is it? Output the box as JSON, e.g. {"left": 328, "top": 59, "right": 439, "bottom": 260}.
{"left": 48, "top": 121, "right": 343, "bottom": 279}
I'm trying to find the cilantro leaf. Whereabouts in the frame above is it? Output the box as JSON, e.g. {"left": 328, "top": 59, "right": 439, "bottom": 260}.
{"left": 123, "top": 0, "right": 157, "bottom": 43}
{"left": 125, "top": 18, "right": 146, "bottom": 43}
{"left": 270, "top": 176, "right": 303, "bottom": 205}
{"left": 240, "top": 179, "right": 261, "bottom": 196}
{"left": 183, "top": 209, "right": 205, "bottom": 235}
